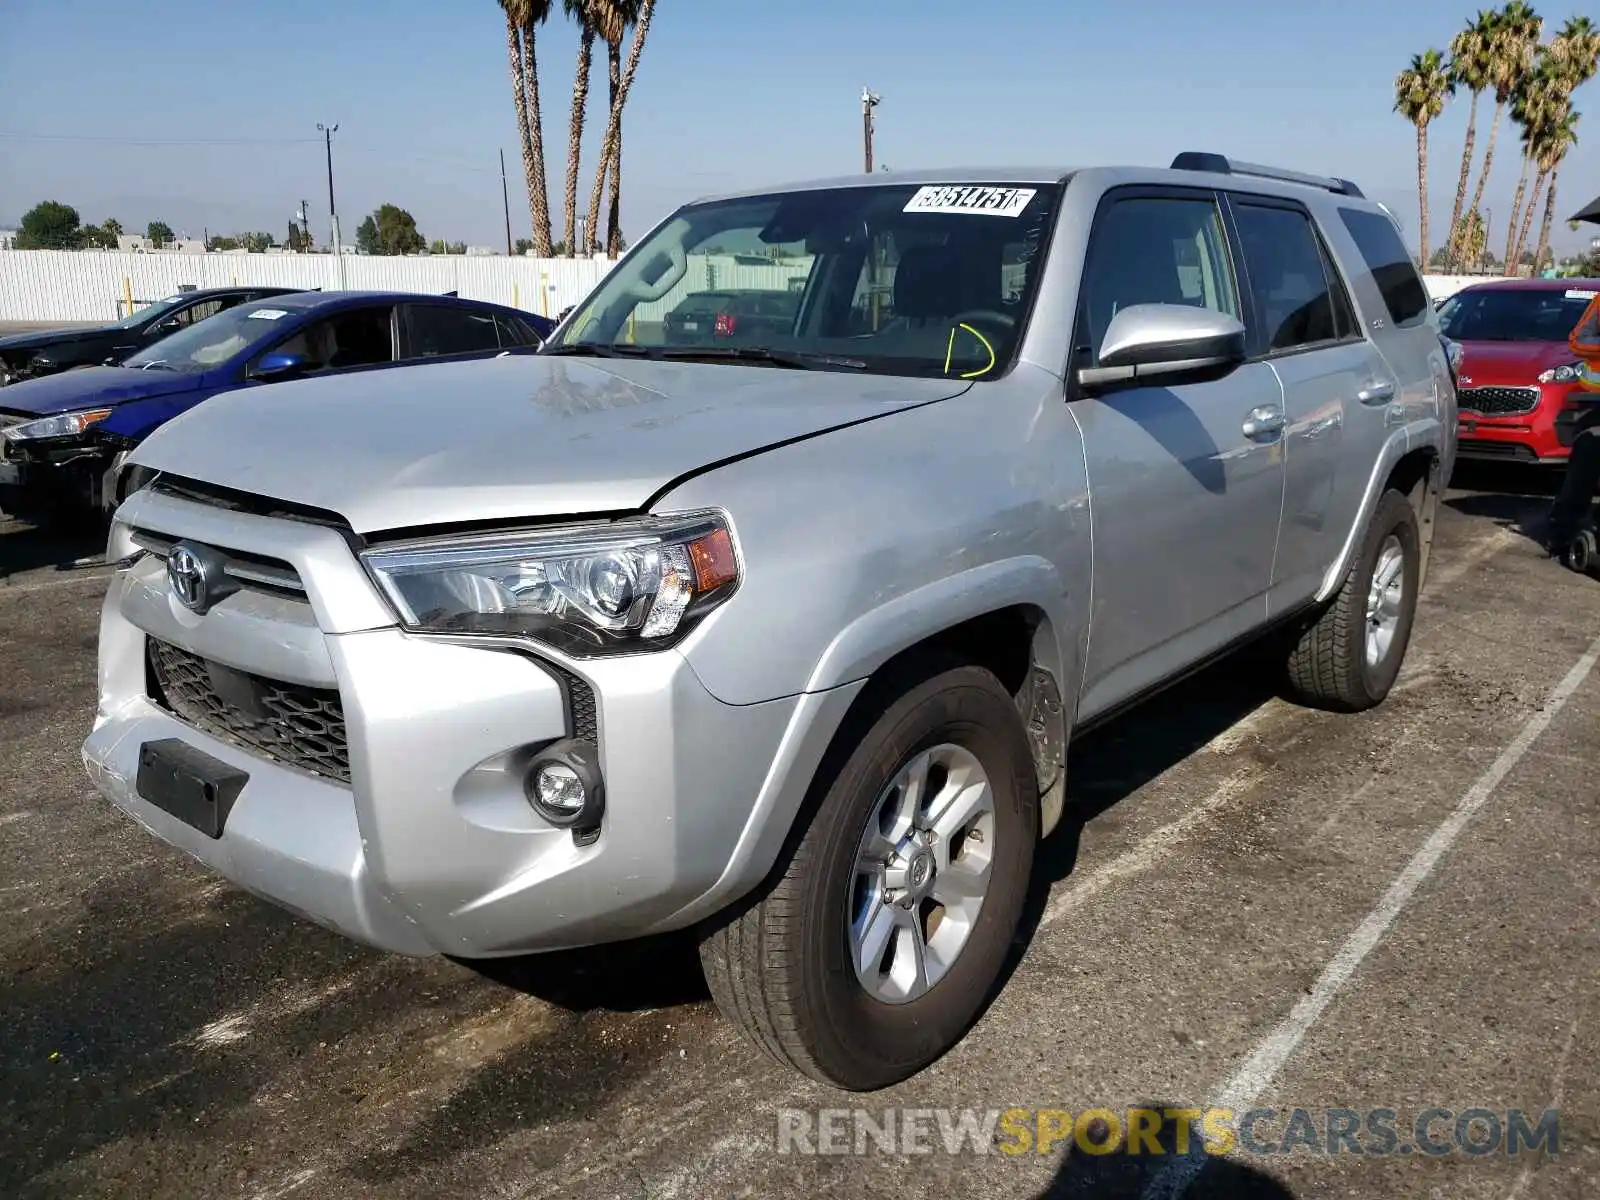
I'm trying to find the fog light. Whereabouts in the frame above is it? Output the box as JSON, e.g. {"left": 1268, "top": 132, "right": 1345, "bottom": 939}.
{"left": 534, "top": 763, "right": 586, "bottom": 814}
{"left": 525, "top": 738, "right": 604, "bottom": 833}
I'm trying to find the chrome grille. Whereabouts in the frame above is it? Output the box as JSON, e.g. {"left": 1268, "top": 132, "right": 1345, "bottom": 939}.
{"left": 131, "top": 529, "right": 305, "bottom": 595}
{"left": 146, "top": 638, "right": 350, "bottom": 783}
{"left": 1458, "top": 386, "right": 1540, "bottom": 416}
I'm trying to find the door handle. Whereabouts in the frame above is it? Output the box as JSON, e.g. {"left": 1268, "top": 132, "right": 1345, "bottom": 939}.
{"left": 1242, "top": 405, "right": 1286, "bottom": 440}
{"left": 1357, "top": 379, "right": 1397, "bottom": 405}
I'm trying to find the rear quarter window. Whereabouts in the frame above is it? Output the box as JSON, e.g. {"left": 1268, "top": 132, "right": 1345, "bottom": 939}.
{"left": 1337, "top": 208, "right": 1430, "bottom": 329}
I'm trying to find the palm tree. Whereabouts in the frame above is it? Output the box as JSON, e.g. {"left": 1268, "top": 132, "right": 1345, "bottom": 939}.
{"left": 583, "top": 0, "right": 654, "bottom": 257}
{"left": 1462, "top": 2, "right": 1543, "bottom": 269}
{"left": 1503, "top": 56, "right": 1559, "bottom": 271}
{"left": 500, "top": 0, "right": 555, "bottom": 255}
{"left": 560, "top": 0, "right": 598, "bottom": 257}
{"left": 1453, "top": 209, "right": 1491, "bottom": 269}
{"left": 1446, "top": 11, "right": 1499, "bottom": 269}
{"left": 1548, "top": 15, "right": 1600, "bottom": 84}
{"left": 1517, "top": 18, "right": 1598, "bottom": 273}
{"left": 1395, "top": 50, "right": 1453, "bottom": 266}
{"left": 1532, "top": 109, "right": 1579, "bottom": 273}
{"left": 581, "top": 0, "right": 642, "bottom": 256}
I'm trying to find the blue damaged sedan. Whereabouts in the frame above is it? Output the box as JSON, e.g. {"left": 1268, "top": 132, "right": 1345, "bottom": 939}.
{"left": 0, "top": 290, "right": 554, "bottom": 525}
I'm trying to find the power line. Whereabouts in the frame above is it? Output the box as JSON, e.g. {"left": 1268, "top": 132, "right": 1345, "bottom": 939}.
{"left": 0, "top": 132, "right": 319, "bottom": 146}
{"left": 1, "top": 130, "right": 512, "bottom": 175}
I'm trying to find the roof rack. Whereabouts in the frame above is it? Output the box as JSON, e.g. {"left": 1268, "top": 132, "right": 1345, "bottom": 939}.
{"left": 1169, "top": 152, "right": 1365, "bottom": 199}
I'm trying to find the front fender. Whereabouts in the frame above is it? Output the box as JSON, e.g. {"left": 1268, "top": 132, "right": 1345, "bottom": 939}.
{"left": 804, "top": 554, "right": 1069, "bottom": 692}
{"left": 657, "top": 558, "right": 1076, "bottom": 933}
{"left": 97, "top": 383, "right": 228, "bottom": 441}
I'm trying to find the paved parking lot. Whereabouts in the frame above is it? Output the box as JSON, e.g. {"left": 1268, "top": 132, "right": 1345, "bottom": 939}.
{"left": 1, "top": 467, "right": 1596, "bottom": 1200}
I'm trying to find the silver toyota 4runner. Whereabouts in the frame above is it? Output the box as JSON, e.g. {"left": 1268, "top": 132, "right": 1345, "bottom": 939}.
{"left": 84, "top": 153, "right": 1456, "bottom": 1092}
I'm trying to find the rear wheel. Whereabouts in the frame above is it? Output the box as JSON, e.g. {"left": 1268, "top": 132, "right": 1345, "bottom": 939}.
{"left": 698, "top": 662, "right": 1038, "bottom": 1091}
{"left": 1283, "top": 488, "right": 1420, "bottom": 712}
{"left": 1563, "top": 529, "right": 1597, "bottom": 574}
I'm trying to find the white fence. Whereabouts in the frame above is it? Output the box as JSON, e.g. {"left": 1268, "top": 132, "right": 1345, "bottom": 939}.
{"left": 0, "top": 247, "right": 1486, "bottom": 325}
{"left": 0, "top": 249, "right": 817, "bottom": 325}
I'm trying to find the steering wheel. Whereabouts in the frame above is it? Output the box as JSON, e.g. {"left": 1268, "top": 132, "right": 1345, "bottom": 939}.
{"left": 951, "top": 309, "right": 1017, "bottom": 332}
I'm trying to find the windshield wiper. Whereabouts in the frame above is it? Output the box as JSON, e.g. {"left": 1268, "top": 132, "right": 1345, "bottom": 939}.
{"left": 132, "top": 360, "right": 175, "bottom": 371}
{"left": 541, "top": 343, "right": 866, "bottom": 370}
{"left": 540, "top": 342, "right": 657, "bottom": 359}
{"left": 651, "top": 346, "right": 867, "bottom": 370}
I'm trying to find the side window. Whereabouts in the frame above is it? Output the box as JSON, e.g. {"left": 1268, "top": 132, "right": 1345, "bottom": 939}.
{"left": 257, "top": 306, "right": 395, "bottom": 375}
{"left": 173, "top": 299, "right": 224, "bottom": 328}
{"left": 495, "top": 312, "right": 540, "bottom": 347}
{"left": 1232, "top": 202, "right": 1350, "bottom": 354}
{"left": 1338, "top": 208, "right": 1430, "bottom": 328}
{"left": 1078, "top": 195, "right": 1239, "bottom": 365}
{"left": 407, "top": 305, "right": 501, "bottom": 358}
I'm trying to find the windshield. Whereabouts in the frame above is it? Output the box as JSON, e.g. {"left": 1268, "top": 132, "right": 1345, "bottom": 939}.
{"left": 547, "top": 181, "right": 1060, "bottom": 378}
{"left": 1437, "top": 287, "right": 1595, "bottom": 342}
{"left": 112, "top": 294, "right": 187, "bottom": 330}
{"left": 124, "top": 302, "right": 292, "bottom": 374}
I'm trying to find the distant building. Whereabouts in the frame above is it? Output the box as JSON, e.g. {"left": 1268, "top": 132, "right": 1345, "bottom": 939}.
{"left": 116, "top": 235, "right": 205, "bottom": 254}
{"left": 466, "top": 245, "right": 496, "bottom": 256}
{"left": 0, "top": 230, "right": 17, "bottom": 251}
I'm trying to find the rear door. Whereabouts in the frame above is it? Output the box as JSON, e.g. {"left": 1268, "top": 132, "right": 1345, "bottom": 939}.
{"left": 1321, "top": 208, "right": 1441, "bottom": 555}
{"left": 1070, "top": 186, "right": 1287, "bottom": 717}
{"left": 1224, "top": 193, "right": 1378, "bottom": 613}
{"left": 400, "top": 303, "right": 505, "bottom": 363}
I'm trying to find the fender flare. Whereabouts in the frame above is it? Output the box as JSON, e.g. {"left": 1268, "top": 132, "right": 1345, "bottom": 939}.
{"left": 804, "top": 554, "right": 1072, "bottom": 693}
{"left": 1316, "top": 420, "right": 1445, "bottom": 603}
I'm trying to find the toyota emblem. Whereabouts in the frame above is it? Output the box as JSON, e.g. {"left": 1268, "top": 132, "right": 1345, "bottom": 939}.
{"left": 167, "top": 543, "right": 211, "bottom": 613}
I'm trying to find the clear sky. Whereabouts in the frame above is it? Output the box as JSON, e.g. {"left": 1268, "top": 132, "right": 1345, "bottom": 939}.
{"left": 1, "top": 0, "right": 1596, "bottom": 259}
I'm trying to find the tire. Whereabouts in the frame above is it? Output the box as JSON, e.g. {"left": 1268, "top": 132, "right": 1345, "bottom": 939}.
{"left": 698, "top": 661, "right": 1038, "bottom": 1091}
{"left": 1283, "top": 488, "right": 1421, "bottom": 712}
{"left": 1564, "top": 530, "right": 1597, "bottom": 575}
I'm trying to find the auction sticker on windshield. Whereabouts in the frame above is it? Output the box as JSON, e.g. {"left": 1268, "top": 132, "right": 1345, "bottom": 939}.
{"left": 903, "top": 186, "right": 1037, "bottom": 218}
{"left": 247, "top": 309, "right": 290, "bottom": 320}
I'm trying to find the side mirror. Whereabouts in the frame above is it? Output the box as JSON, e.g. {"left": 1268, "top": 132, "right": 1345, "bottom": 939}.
{"left": 252, "top": 350, "right": 309, "bottom": 380}
{"left": 149, "top": 318, "right": 183, "bottom": 338}
{"left": 1077, "top": 304, "right": 1247, "bottom": 392}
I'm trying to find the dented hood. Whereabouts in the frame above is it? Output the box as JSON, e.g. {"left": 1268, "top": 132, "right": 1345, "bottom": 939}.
{"left": 128, "top": 353, "right": 965, "bottom": 533}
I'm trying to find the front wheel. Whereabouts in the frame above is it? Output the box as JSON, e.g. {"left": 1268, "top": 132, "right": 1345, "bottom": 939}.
{"left": 1282, "top": 488, "right": 1421, "bottom": 712}
{"left": 698, "top": 662, "right": 1038, "bottom": 1091}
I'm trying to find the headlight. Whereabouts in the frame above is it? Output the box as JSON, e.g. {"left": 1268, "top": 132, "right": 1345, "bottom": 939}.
{"left": 1538, "top": 362, "right": 1586, "bottom": 384}
{"left": 361, "top": 510, "right": 740, "bottom": 656}
{"left": 0, "top": 407, "right": 113, "bottom": 442}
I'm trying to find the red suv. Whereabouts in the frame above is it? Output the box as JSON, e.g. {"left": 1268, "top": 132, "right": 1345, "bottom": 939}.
{"left": 1438, "top": 278, "right": 1600, "bottom": 464}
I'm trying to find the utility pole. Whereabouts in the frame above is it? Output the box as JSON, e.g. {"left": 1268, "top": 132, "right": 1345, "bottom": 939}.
{"left": 500, "top": 149, "right": 514, "bottom": 256}
{"left": 318, "top": 122, "right": 346, "bottom": 287}
{"left": 861, "top": 87, "right": 884, "bottom": 331}
{"left": 861, "top": 86, "right": 881, "bottom": 174}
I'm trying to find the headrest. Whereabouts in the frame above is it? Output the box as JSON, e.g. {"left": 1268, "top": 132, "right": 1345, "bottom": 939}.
{"left": 893, "top": 244, "right": 967, "bottom": 319}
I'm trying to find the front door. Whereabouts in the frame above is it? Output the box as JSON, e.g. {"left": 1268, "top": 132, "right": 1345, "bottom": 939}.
{"left": 1070, "top": 188, "right": 1287, "bottom": 719}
